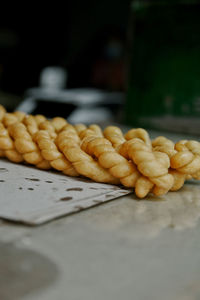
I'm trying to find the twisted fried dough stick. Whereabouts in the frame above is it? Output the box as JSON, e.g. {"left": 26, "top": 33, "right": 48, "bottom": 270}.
{"left": 152, "top": 136, "right": 187, "bottom": 191}
{"left": 0, "top": 123, "right": 23, "bottom": 162}
{"left": 118, "top": 138, "right": 174, "bottom": 197}
{"left": 23, "top": 113, "right": 47, "bottom": 136}
{"left": 125, "top": 128, "right": 152, "bottom": 148}
{"left": 2, "top": 111, "right": 26, "bottom": 128}
{"left": 79, "top": 124, "right": 103, "bottom": 140}
{"left": 57, "top": 124, "right": 81, "bottom": 145}
{"left": 81, "top": 136, "right": 140, "bottom": 188}
{"left": 33, "top": 129, "right": 78, "bottom": 176}
{"left": 171, "top": 140, "right": 200, "bottom": 180}
{"left": 1, "top": 104, "right": 200, "bottom": 198}
{"left": 34, "top": 114, "right": 47, "bottom": 125}
{"left": 74, "top": 123, "right": 87, "bottom": 135}
{"left": 152, "top": 136, "right": 176, "bottom": 158}
{"left": 0, "top": 105, "right": 6, "bottom": 121}
{"left": 103, "top": 127, "right": 156, "bottom": 196}
{"left": 103, "top": 126, "right": 126, "bottom": 149}
{"left": 115, "top": 129, "right": 172, "bottom": 197}
{"left": 50, "top": 117, "right": 68, "bottom": 133}
{"left": 8, "top": 123, "right": 50, "bottom": 169}
{"left": 56, "top": 125, "right": 119, "bottom": 184}
{"left": 23, "top": 115, "right": 40, "bottom": 136}
{"left": 38, "top": 120, "right": 57, "bottom": 139}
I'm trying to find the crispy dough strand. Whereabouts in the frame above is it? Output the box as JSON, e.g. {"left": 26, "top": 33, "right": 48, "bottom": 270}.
{"left": 8, "top": 123, "right": 50, "bottom": 169}
{"left": 81, "top": 136, "right": 140, "bottom": 188}
{"left": 103, "top": 126, "right": 126, "bottom": 149}
{"left": 2, "top": 110, "right": 26, "bottom": 128}
{"left": 23, "top": 115, "right": 39, "bottom": 136}
{"left": 125, "top": 128, "right": 152, "bottom": 148}
{"left": 74, "top": 123, "right": 87, "bottom": 135}
{"left": 0, "top": 103, "right": 200, "bottom": 199}
{"left": 13, "top": 111, "right": 26, "bottom": 122}
{"left": 50, "top": 117, "right": 68, "bottom": 133}
{"left": 171, "top": 140, "right": 200, "bottom": 179}
{"left": 0, "top": 123, "right": 23, "bottom": 162}
{"left": 79, "top": 124, "right": 103, "bottom": 140}
{"left": 152, "top": 136, "right": 177, "bottom": 158}
{"left": 34, "top": 114, "right": 46, "bottom": 125}
{"left": 34, "top": 130, "right": 78, "bottom": 176}
{"left": 39, "top": 120, "right": 57, "bottom": 139}
{"left": 57, "top": 124, "right": 80, "bottom": 146}
{"left": 0, "top": 105, "right": 6, "bottom": 121}
{"left": 119, "top": 138, "right": 174, "bottom": 196}
{"left": 152, "top": 136, "right": 186, "bottom": 191}
{"left": 57, "top": 128, "right": 119, "bottom": 184}
{"left": 3, "top": 113, "right": 19, "bottom": 127}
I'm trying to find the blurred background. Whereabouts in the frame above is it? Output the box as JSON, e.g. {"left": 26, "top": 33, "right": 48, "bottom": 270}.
{"left": 0, "top": 1, "right": 130, "bottom": 114}
{"left": 1, "top": 0, "right": 200, "bottom": 134}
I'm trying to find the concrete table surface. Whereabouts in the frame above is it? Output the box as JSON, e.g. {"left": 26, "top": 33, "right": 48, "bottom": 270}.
{"left": 1, "top": 129, "right": 200, "bottom": 300}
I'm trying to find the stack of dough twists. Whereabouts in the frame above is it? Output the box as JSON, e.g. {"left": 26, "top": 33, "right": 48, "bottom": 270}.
{"left": 0, "top": 104, "right": 200, "bottom": 198}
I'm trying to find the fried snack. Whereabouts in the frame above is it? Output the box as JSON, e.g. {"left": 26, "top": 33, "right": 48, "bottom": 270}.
{"left": 34, "top": 114, "right": 46, "bottom": 125}
{"left": 103, "top": 126, "right": 126, "bottom": 149}
{"left": 56, "top": 126, "right": 119, "bottom": 184}
{"left": 8, "top": 123, "right": 50, "bottom": 169}
{"left": 74, "top": 123, "right": 87, "bottom": 135}
{"left": 57, "top": 124, "right": 81, "bottom": 144}
{"left": 0, "top": 105, "right": 6, "bottom": 121}
{"left": 34, "top": 129, "right": 78, "bottom": 176}
{"left": 2, "top": 110, "right": 26, "bottom": 127}
{"left": 0, "top": 123, "right": 23, "bottom": 162}
{"left": 125, "top": 128, "right": 152, "bottom": 148}
{"left": 152, "top": 136, "right": 176, "bottom": 158}
{"left": 171, "top": 140, "right": 200, "bottom": 179}
{"left": 13, "top": 111, "right": 26, "bottom": 122}
{"left": 152, "top": 136, "right": 187, "bottom": 191}
{"left": 119, "top": 138, "right": 174, "bottom": 197}
{"left": 0, "top": 103, "right": 200, "bottom": 199}
{"left": 103, "top": 126, "right": 153, "bottom": 196}
{"left": 81, "top": 136, "right": 140, "bottom": 188}
{"left": 39, "top": 120, "right": 57, "bottom": 139}
{"left": 23, "top": 115, "right": 39, "bottom": 136}
{"left": 79, "top": 124, "right": 103, "bottom": 140}
{"left": 50, "top": 117, "right": 68, "bottom": 133}
{"left": 121, "top": 131, "right": 156, "bottom": 197}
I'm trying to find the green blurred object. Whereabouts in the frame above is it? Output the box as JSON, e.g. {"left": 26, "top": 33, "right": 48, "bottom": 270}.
{"left": 125, "top": 0, "right": 200, "bottom": 134}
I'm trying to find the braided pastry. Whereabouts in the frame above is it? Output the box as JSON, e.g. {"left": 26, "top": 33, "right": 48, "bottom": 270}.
{"left": 102, "top": 127, "right": 154, "bottom": 197}
{"left": 38, "top": 120, "right": 57, "bottom": 139}
{"left": 73, "top": 123, "right": 87, "bottom": 135}
{"left": 0, "top": 104, "right": 200, "bottom": 199}
{"left": 50, "top": 117, "right": 68, "bottom": 133}
{"left": 23, "top": 115, "right": 40, "bottom": 136}
{"left": 118, "top": 138, "right": 174, "bottom": 197}
{"left": 103, "top": 126, "right": 125, "bottom": 149}
{"left": 56, "top": 126, "right": 119, "bottom": 184}
{"left": 152, "top": 136, "right": 187, "bottom": 191}
{"left": 7, "top": 122, "right": 50, "bottom": 169}
{"left": 125, "top": 128, "right": 152, "bottom": 148}
{"left": 23, "top": 113, "right": 47, "bottom": 136}
{"left": 171, "top": 140, "right": 200, "bottom": 179}
{"left": 79, "top": 124, "right": 103, "bottom": 140}
{"left": 0, "top": 123, "right": 23, "bottom": 162}
{"left": 33, "top": 129, "right": 78, "bottom": 175}
{"left": 0, "top": 105, "right": 6, "bottom": 121}
{"left": 81, "top": 136, "right": 140, "bottom": 188}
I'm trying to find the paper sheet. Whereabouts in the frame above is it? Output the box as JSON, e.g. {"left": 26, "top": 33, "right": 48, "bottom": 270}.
{"left": 0, "top": 159, "right": 132, "bottom": 225}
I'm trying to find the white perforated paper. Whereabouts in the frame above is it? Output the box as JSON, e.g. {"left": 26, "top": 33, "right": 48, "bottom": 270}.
{"left": 0, "top": 159, "right": 131, "bottom": 225}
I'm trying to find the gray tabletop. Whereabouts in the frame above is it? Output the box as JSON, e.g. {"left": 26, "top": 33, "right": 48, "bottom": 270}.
{"left": 1, "top": 129, "right": 200, "bottom": 300}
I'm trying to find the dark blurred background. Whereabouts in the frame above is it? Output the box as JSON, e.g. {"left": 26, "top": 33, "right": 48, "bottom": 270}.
{"left": 1, "top": 0, "right": 200, "bottom": 134}
{"left": 0, "top": 0, "right": 131, "bottom": 108}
